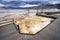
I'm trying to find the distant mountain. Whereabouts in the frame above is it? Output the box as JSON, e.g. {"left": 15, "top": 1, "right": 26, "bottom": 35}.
{"left": 0, "top": 1, "right": 51, "bottom": 8}
{"left": 0, "top": 1, "right": 60, "bottom": 9}
{"left": 1, "top": 4, "right": 58, "bottom": 9}
{"left": 0, "top": 1, "right": 50, "bottom": 5}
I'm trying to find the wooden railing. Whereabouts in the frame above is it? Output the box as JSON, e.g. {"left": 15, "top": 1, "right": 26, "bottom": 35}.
{"left": 0, "top": 19, "right": 14, "bottom": 26}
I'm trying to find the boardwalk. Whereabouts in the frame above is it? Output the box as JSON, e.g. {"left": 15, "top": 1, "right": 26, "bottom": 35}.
{"left": 0, "top": 17, "right": 60, "bottom": 40}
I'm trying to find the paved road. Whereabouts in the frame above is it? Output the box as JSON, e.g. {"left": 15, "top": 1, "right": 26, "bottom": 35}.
{"left": 0, "top": 17, "right": 60, "bottom": 40}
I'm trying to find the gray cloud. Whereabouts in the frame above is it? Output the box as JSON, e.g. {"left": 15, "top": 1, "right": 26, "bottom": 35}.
{"left": 0, "top": 0, "right": 60, "bottom": 8}
{"left": 1, "top": 0, "right": 60, "bottom": 2}
{"left": 1, "top": 0, "right": 49, "bottom": 2}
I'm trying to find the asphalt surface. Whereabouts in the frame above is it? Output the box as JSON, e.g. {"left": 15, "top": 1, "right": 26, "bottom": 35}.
{"left": 0, "top": 17, "right": 60, "bottom": 40}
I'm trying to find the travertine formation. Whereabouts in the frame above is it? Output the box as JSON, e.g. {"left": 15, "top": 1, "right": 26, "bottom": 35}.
{"left": 16, "top": 16, "right": 53, "bottom": 34}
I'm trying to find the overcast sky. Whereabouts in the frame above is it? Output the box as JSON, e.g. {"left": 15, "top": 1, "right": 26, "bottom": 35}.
{"left": 1, "top": 0, "right": 60, "bottom": 2}
{"left": 0, "top": 0, "right": 60, "bottom": 7}
{"left": 1, "top": 0, "right": 48, "bottom": 1}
